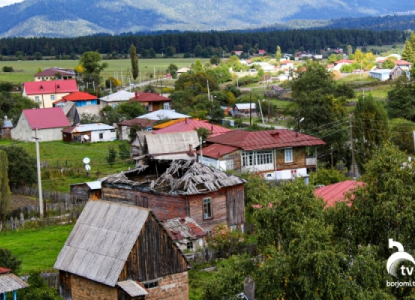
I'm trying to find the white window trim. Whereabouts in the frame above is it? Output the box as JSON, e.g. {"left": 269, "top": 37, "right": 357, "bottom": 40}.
{"left": 285, "top": 147, "right": 293, "bottom": 163}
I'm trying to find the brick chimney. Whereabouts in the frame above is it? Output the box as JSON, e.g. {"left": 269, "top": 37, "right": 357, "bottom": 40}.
{"left": 135, "top": 92, "right": 139, "bottom": 99}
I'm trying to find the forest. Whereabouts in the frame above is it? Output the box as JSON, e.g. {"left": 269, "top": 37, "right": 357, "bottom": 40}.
{"left": 0, "top": 28, "right": 406, "bottom": 58}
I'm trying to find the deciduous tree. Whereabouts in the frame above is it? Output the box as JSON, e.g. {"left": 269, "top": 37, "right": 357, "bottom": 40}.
{"left": 0, "top": 150, "right": 11, "bottom": 222}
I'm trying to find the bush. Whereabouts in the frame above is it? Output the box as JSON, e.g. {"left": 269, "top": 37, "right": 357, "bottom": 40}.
{"left": 2, "top": 66, "right": 13, "bottom": 72}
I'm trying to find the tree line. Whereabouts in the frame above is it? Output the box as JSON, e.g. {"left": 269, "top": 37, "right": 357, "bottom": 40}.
{"left": 0, "top": 28, "right": 405, "bottom": 58}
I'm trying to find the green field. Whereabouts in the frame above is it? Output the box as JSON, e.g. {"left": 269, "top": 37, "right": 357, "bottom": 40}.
{"left": 0, "top": 224, "right": 74, "bottom": 274}
{"left": 0, "top": 139, "right": 135, "bottom": 192}
{"left": 0, "top": 58, "right": 208, "bottom": 84}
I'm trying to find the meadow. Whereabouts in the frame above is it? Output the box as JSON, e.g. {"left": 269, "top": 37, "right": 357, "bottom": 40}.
{"left": 0, "top": 58, "right": 208, "bottom": 84}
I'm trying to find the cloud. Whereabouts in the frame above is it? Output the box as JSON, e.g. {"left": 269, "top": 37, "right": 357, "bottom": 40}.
{"left": 0, "top": 0, "right": 25, "bottom": 8}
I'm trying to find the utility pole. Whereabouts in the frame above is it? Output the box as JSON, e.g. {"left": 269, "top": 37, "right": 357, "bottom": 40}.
{"left": 199, "top": 137, "right": 203, "bottom": 164}
{"left": 350, "top": 113, "right": 356, "bottom": 179}
{"left": 331, "top": 146, "right": 334, "bottom": 169}
{"left": 249, "top": 93, "right": 252, "bottom": 126}
{"left": 34, "top": 127, "right": 43, "bottom": 218}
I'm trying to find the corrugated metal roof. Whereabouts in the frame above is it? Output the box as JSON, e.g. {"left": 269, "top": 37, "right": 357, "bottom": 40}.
{"left": 146, "top": 131, "right": 199, "bottom": 156}
{"left": 153, "top": 119, "right": 231, "bottom": 138}
{"left": 314, "top": 180, "right": 364, "bottom": 207}
{"left": 137, "top": 110, "right": 191, "bottom": 121}
{"left": 118, "top": 118, "right": 156, "bottom": 128}
{"left": 24, "top": 80, "right": 78, "bottom": 95}
{"left": 62, "top": 91, "right": 97, "bottom": 101}
{"left": 23, "top": 107, "right": 70, "bottom": 130}
{"left": 61, "top": 123, "right": 115, "bottom": 133}
{"left": 234, "top": 103, "right": 255, "bottom": 110}
{"left": 54, "top": 200, "right": 150, "bottom": 287}
{"left": 0, "top": 273, "right": 29, "bottom": 293}
{"left": 35, "top": 68, "right": 75, "bottom": 77}
{"left": 100, "top": 90, "right": 135, "bottom": 102}
{"left": 152, "top": 118, "right": 189, "bottom": 129}
{"left": 118, "top": 280, "right": 148, "bottom": 297}
{"left": 131, "top": 92, "right": 172, "bottom": 103}
{"left": 206, "top": 129, "right": 325, "bottom": 151}
{"left": 86, "top": 181, "right": 101, "bottom": 190}
{"left": 162, "top": 217, "right": 206, "bottom": 242}
{"left": 197, "top": 144, "right": 238, "bottom": 159}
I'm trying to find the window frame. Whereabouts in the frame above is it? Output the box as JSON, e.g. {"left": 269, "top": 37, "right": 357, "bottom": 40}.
{"left": 99, "top": 132, "right": 104, "bottom": 139}
{"left": 203, "top": 197, "right": 212, "bottom": 219}
{"left": 50, "top": 94, "right": 55, "bottom": 101}
{"left": 285, "top": 147, "right": 293, "bottom": 163}
{"left": 34, "top": 96, "right": 40, "bottom": 102}
{"left": 186, "top": 241, "right": 193, "bottom": 250}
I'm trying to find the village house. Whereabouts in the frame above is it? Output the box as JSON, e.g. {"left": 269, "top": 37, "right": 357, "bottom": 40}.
{"left": 54, "top": 200, "right": 191, "bottom": 300}
{"left": 34, "top": 67, "right": 76, "bottom": 81}
{"left": 99, "top": 90, "right": 135, "bottom": 108}
{"left": 0, "top": 266, "right": 29, "bottom": 299}
{"left": 22, "top": 79, "right": 79, "bottom": 108}
{"left": 153, "top": 119, "right": 231, "bottom": 138}
{"left": 199, "top": 129, "right": 325, "bottom": 180}
{"left": 53, "top": 91, "right": 98, "bottom": 108}
{"left": 232, "top": 103, "right": 257, "bottom": 117}
{"left": 130, "top": 92, "right": 172, "bottom": 111}
{"left": 314, "top": 180, "right": 364, "bottom": 207}
{"left": 71, "top": 159, "right": 246, "bottom": 232}
{"left": 162, "top": 216, "right": 207, "bottom": 253}
{"left": 118, "top": 118, "right": 156, "bottom": 141}
{"left": 62, "top": 123, "right": 116, "bottom": 143}
{"left": 11, "top": 107, "right": 70, "bottom": 142}
{"left": 176, "top": 67, "right": 190, "bottom": 77}
{"left": 279, "top": 60, "right": 294, "bottom": 71}
{"left": 131, "top": 131, "right": 199, "bottom": 164}
{"left": 369, "top": 69, "right": 391, "bottom": 81}
{"left": 62, "top": 102, "right": 81, "bottom": 125}
{"left": 390, "top": 65, "right": 411, "bottom": 81}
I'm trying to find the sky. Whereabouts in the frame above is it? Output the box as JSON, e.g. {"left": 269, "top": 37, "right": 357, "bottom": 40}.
{"left": 0, "top": 0, "right": 24, "bottom": 7}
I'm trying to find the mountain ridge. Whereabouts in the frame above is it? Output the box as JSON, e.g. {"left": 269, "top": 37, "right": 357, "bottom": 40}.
{"left": 1, "top": 0, "right": 415, "bottom": 37}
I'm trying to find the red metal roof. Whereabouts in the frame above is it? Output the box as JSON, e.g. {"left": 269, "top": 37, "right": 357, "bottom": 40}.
{"left": 206, "top": 129, "right": 325, "bottom": 151}
{"left": 0, "top": 267, "right": 11, "bottom": 274}
{"left": 314, "top": 180, "right": 364, "bottom": 207}
{"left": 153, "top": 119, "right": 231, "bottom": 138}
{"left": 61, "top": 91, "right": 97, "bottom": 102}
{"left": 23, "top": 107, "right": 70, "bottom": 129}
{"left": 395, "top": 60, "right": 412, "bottom": 65}
{"left": 24, "top": 79, "right": 78, "bottom": 95}
{"left": 334, "top": 59, "right": 354, "bottom": 64}
{"left": 196, "top": 144, "right": 238, "bottom": 159}
{"left": 131, "top": 92, "right": 172, "bottom": 103}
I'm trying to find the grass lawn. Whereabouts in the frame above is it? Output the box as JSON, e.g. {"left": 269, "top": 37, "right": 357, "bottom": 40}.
{"left": 0, "top": 224, "right": 74, "bottom": 275}
{"left": 0, "top": 139, "right": 135, "bottom": 192}
{"left": 0, "top": 58, "right": 207, "bottom": 84}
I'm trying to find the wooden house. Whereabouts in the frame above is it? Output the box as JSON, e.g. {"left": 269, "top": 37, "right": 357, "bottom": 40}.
{"left": 118, "top": 118, "right": 156, "bottom": 141}
{"left": 198, "top": 129, "right": 325, "bottom": 181}
{"left": 71, "top": 159, "right": 246, "bottom": 232}
{"left": 62, "top": 123, "right": 116, "bottom": 143}
{"left": 54, "top": 200, "right": 191, "bottom": 300}
{"left": 130, "top": 92, "right": 172, "bottom": 112}
{"left": 232, "top": 103, "right": 257, "bottom": 117}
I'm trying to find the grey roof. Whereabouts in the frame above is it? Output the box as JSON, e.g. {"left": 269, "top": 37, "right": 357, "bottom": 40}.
{"left": 101, "top": 159, "right": 246, "bottom": 195}
{"left": 146, "top": 131, "right": 199, "bottom": 156}
{"left": 118, "top": 280, "right": 148, "bottom": 297}
{"left": 86, "top": 181, "right": 101, "bottom": 190}
{"left": 54, "top": 200, "right": 150, "bottom": 287}
{"left": 100, "top": 90, "right": 135, "bottom": 102}
{"left": 62, "top": 101, "right": 76, "bottom": 115}
{"left": 137, "top": 110, "right": 191, "bottom": 121}
{"left": 234, "top": 103, "right": 255, "bottom": 110}
{"left": 68, "top": 123, "right": 115, "bottom": 133}
{"left": 0, "top": 273, "right": 29, "bottom": 293}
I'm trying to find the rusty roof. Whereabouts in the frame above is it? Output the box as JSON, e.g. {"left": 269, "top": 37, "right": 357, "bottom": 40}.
{"left": 131, "top": 92, "right": 172, "bottom": 103}
{"left": 206, "top": 129, "right": 325, "bottom": 151}
{"left": 0, "top": 273, "right": 29, "bottom": 293}
{"left": 197, "top": 144, "right": 238, "bottom": 159}
{"left": 153, "top": 119, "right": 231, "bottom": 138}
{"left": 117, "top": 118, "right": 156, "bottom": 128}
{"left": 162, "top": 217, "right": 206, "bottom": 242}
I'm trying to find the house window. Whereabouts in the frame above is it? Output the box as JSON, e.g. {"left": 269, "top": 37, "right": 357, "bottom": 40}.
{"left": 148, "top": 103, "right": 153, "bottom": 111}
{"left": 186, "top": 242, "right": 193, "bottom": 250}
{"left": 163, "top": 102, "right": 170, "bottom": 110}
{"left": 226, "top": 160, "right": 234, "bottom": 170}
{"left": 51, "top": 95, "right": 55, "bottom": 101}
{"left": 34, "top": 96, "right": 40, "bottom": 102}
{"left": 242, "top": 151, "right": 273, "bottom": 166}
{"left": 203, "top": 198, "right": 212, "bottom": 219}
{"left": 285, "top": 147, "right": 293, "bottom": 163}
{"left": 143, "top": 279, "right": 160, "bottom": 289}
{"left": 99, "top": 133, "right": 103, "bottom": 139}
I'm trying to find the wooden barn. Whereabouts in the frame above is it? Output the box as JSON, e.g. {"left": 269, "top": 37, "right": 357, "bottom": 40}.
{"left": 71, "top": 159, "right": 246, "bottom": 232}
{"left": 54, "top": 200, "right": 191, "bottom": 300}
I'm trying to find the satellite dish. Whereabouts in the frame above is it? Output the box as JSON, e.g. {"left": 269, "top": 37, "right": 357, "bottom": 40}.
{"left": 83, "top": 135, "right": 90, "bottom": 140}
{"left": 85, "top": 164, "right": 91, "bottom": 171}
{"left": 83, "top": 157, "right": 90, "bottom": 164}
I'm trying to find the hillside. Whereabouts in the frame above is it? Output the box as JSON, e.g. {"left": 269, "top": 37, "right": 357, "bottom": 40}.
{"left": 1, "top": 0, "right": 415, "bottom": 37}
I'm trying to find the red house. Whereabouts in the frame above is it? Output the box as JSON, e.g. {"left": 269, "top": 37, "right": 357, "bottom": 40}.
{"left": 131, "top": 92, "right": 172, "bottom": 111}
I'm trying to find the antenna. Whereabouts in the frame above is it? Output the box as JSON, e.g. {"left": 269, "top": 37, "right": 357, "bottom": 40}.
{"left": 83, "top": 157, "right": 91, "bottom": 175}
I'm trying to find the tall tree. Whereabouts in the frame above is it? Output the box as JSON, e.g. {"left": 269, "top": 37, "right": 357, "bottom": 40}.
{"left": 401, "top": 40, "right": 415, "bottom": 63}
{"left": 129, "top": 44, "right": 139, "bottom": 80}
{"left": 386, "top": 73, "right": 415, "bottom": 121}
{"left": 0, "top": 150, "right": 11, "bottom": 222}
{"left": 193, "top": 59, "right": 204, "bottom": 72}
{"left": 0, "top": 145, "right": 37, "bottom": 187}
{"left": 79, "top": 51, "right": 108, "bottom": 87}
{"left": 352, "top": 94, "right": 389, "bottom": 173}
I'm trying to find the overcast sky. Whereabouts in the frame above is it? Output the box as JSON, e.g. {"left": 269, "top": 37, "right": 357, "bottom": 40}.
{"left": 0, "top": 0, "right": 24, "bottom": 7}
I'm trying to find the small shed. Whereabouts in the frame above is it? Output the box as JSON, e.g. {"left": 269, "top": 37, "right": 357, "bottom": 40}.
{"left": 0, "top": 266, "right": 29, "bottom": 299}
{"left": 54, "top": 200, "right": 191, "bottom": 300}
{"left": 369, "top": 69, "right": 391, "bottom": 81}
{"left": 62, "top": 123, "right": 116, "bottom": 143}
{"left": 162, "top": 217, "right": 207, "bottom": 252}
{"left": 70, "top": 181, "right": 102, "bottom": 201}
{"left": 1, "top": 116, "right": 13, "bottom": 138}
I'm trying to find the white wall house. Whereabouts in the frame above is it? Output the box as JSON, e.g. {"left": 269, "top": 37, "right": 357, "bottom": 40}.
{"left": 369, "top": 69, "right": 391, "bottom": 81}
{"left": 62, "top": 123, "right": 116, "bottom": 143}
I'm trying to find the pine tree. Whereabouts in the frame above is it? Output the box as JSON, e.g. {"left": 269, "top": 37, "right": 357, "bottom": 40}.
{"left": 0, "top": 150, "right": 11, "bottom": 222}
{"left": 402, "top": 40, "right": 415, "bottom": 63}
{"left": 130, "top": 44, "right": 139, "bottom": 80}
